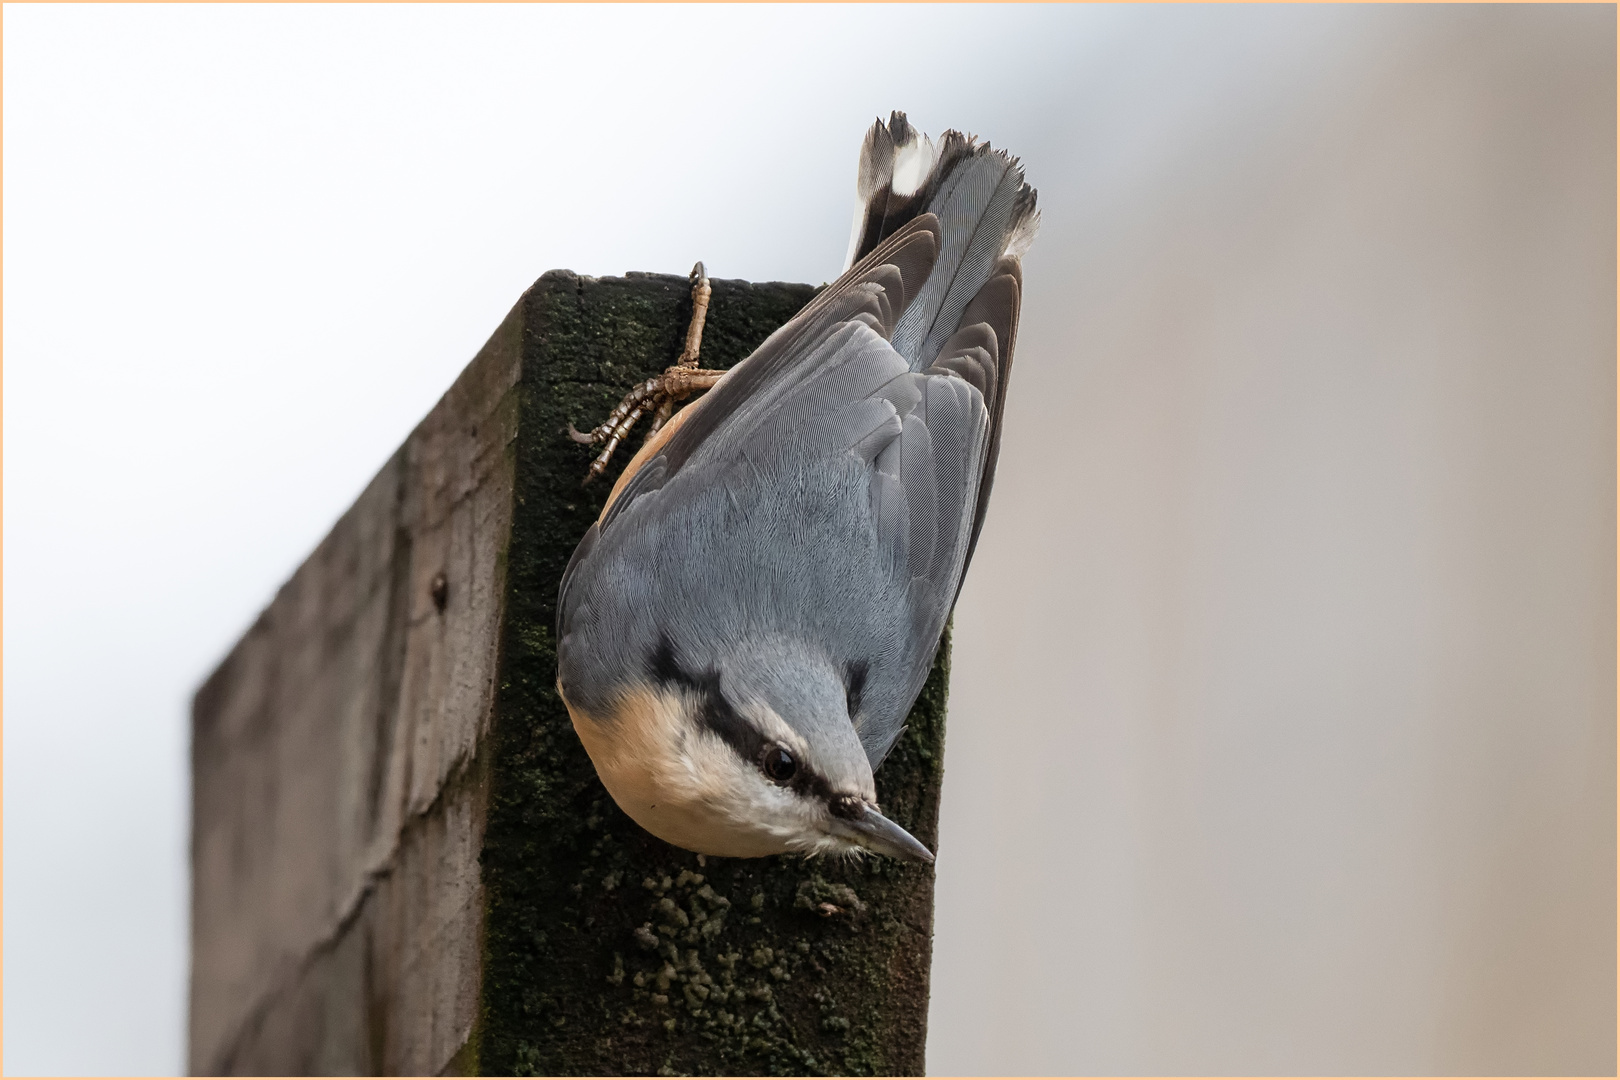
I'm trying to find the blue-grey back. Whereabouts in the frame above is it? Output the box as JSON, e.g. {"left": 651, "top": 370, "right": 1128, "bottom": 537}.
{"left": 557, "top": 114, "right": 1036, "bottom": 768}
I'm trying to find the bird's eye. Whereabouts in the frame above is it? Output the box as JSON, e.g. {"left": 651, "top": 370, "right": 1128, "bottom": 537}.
{"left": 762, "top": 746, "right": 797, "bottom": 784}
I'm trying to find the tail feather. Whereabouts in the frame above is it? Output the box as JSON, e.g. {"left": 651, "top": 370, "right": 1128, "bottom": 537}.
{"left": 845, "top": 111, "right": 1037, "bottom": 574}
{"left": 845, "top": 112, "right": 1039, "bottom": 373}
{"left": 845, "top": 112, "right": 941, "bottom": 269}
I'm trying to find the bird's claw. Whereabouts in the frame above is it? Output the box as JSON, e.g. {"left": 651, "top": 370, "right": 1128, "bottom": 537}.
{"left": 572, "top": 261, "right": 720, "bottom": 484}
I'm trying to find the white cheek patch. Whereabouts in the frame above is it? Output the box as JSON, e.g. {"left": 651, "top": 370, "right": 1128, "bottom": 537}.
{"left": 563, "top": 685, "right": 864, "bottom": 859}
{"left": 681, "top": 726, "right": 822, "bottom": 849}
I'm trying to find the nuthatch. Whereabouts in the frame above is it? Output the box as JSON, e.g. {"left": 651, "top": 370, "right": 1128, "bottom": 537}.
{"left": 558, "top": 112, "right": 1037, "bottom": 863}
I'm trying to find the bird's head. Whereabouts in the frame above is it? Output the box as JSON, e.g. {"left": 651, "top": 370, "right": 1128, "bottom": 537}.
{"left": 560, "top": 634, "right": 933, "bottom": 863}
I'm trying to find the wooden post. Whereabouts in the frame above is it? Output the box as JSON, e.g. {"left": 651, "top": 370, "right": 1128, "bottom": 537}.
{"left": 191, "top": 270, "right": 950, "bottom": 1076}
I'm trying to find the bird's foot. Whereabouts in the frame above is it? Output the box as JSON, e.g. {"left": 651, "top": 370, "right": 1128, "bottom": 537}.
{"left": 570, "top": 261, "right": 724, "bottom": 484}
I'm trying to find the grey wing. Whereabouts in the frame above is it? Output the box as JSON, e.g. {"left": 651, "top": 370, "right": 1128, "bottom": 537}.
{"left": 853, "top": 353, "right": 995, "bottom": 766}
{"left": 560, "top": 145, "right": 1030, "bottom": 769}
{"left": 558, "top": 215, "right": 944, "bottom": 636}
{"left": 594, "top": 216, "right": 943, "bottom": 535}
{"left": 669, "top": 285, "right": 999, "bottom": 767}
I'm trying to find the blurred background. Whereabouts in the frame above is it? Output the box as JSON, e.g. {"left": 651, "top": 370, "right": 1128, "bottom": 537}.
{"left": 4, "top": 4, "right": 1613, "bottom": 1075}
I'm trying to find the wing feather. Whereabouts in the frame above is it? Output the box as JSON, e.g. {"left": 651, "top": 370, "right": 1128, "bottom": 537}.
{"left": 594, "top": 216, "right": 941, "bottom": 535}
{"left": 560, "top": 116, "right": 1036, "bottom": 773}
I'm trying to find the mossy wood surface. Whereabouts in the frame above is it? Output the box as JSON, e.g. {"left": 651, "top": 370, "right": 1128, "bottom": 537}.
{"left": 190, "top": 269, "right": 949, "bottom": 1077}
{"left": 479, "top": 270, "right": 948, "bottom": 1077}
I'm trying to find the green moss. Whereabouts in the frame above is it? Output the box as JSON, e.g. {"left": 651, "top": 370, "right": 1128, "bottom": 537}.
{"left": 477, "top": 270, "right": 948, "bottom": 1076}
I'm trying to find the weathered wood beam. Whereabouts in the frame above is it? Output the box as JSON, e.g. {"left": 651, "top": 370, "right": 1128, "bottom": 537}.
{"left": 191, "top": 269, "right": 949, "bottom": 1076}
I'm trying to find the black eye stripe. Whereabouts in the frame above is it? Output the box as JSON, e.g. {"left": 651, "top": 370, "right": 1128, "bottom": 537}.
{"left": 650, "top": 633, "right": 768, "bottom": 762}
{"left": 647, "top": 632, "right": 848, "bottom": 805}
{"left": 650, "top": 635, "right": 694, "bottom": 690}
{"left": 844, "top": 660, "right": 869, "bottom": 719}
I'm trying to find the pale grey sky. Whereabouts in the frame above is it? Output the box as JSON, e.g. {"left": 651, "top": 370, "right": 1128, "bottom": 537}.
{"left": 5, "top": 4, "right": 1613, "bottom": 1075}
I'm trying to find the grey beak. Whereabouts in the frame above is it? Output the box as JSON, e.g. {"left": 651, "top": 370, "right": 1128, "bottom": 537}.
{"left": 829, "top": 803, "right": 935, "bottom": 864}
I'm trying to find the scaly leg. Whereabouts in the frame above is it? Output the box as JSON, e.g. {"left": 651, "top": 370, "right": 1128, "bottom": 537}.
{"left": 570, "top": 261, "right": 727, "bottom": 483}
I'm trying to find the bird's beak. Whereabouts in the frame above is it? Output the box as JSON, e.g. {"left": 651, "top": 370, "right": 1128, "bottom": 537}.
{"left": 830, "top": 803, "right": 935, "bottom": 864}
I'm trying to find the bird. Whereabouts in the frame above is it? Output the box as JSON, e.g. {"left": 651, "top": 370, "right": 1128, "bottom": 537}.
{"left": 556, "top": 112, "right": 1037, "bottom": 864}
